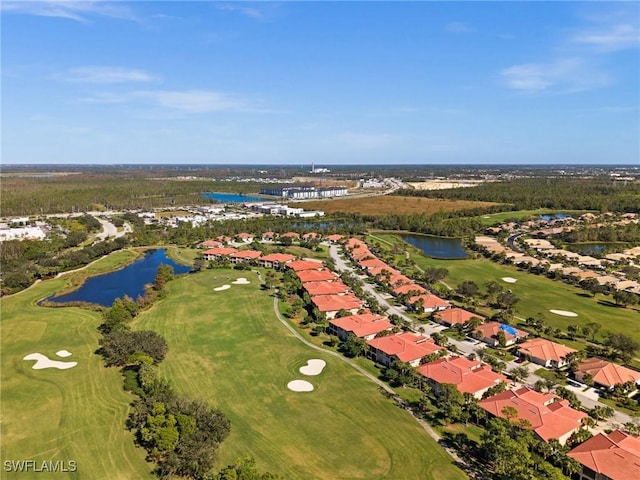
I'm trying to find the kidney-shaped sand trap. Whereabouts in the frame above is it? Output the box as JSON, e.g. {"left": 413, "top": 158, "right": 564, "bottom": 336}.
{"left": 501, "top": 277, "right": 518, "bottom": 283}
{"left": 232, "top": 278, "right": 251, "bottom": 285}
{"left": 56, "top": 350, "right": 72, "bottom": 358}
{"left": 287, "top": 380, "right": 314, "bottom": 392}
{"left": 299, "top": 359, "right": 326, "bottom": 376}
{"left": 24, "top": 353, "right": 77, "bottom": 370}
{"left": 214, "top": 285, "right": 231, "bottom": 291}
{"left": 549, "top": 309, "right": 578, "bottom": 317}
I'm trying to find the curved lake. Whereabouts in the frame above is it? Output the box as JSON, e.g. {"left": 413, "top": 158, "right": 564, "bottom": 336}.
{"left": 47, "top": 249, "right": 191, "bottom": 307}
{"left": 202, "top": 192, "right": 267, "bottom": 203}
{"left": 400, "top": 234, "right": 468, "bottom": 259}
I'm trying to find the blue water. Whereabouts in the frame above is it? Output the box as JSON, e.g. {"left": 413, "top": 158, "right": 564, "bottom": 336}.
{"left": 47, "top": 249, "right": 191, "bottom": 307}
{"left": 539, "top": 213, "right": 570, "bottom": 222}
{"left": 202, "top": 192, "right": 266, "bottom": 203}
{"left": 400, "top": 234, "right": 468, "bottom": 259}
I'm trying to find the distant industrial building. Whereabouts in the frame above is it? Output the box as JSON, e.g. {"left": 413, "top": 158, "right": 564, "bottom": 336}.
{"left": 260, "top": 185, "right": 348, "bottom": 199}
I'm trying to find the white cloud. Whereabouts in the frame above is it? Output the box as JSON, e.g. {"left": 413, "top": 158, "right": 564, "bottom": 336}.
{"left": 216, "top": 3, "right": 266, "bottom": 20}
{"left": 572, "top": 23, "right": 640, "bottom": 52}
{"left": 445, "top": 22, "right": 473, "bottom": 34}
{"left": 58, "top": 66, "right": 156, "bottom": 83}
{"left": 0, "top": 1, "right": 137, "bottom": 23}
{"left": 500, "top": 58, "right": 611, "bottom": 94}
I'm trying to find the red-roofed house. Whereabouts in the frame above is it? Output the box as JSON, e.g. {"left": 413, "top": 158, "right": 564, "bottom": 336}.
{"left": 325, "top": 234, "right": 344, "bottom": 243}
{"left": 474, "top": 321, "right": 529, "bottom": 347}
{"left": 296, "top": 268, "right": 338, "bottom": 283}
{"left": 261, "top": 231, "right": 276, "bottom": 242}
{"left": 280, "top": 231, "right": 301, "bottom": 240}
{"left": 200, "top": 239, "right": 223, "bottom": 249}
{"left": 409, "top": 294, "right": 451, "bottom": 313}
{"left": 202, "top": 247, "right": 238, "bottom": 261}
{"left": 235, "top": 232, "right": 254, "bottom": 243}
{"left": 418, "top": 357, "right": 507, "bottom": 399}
{"left": 478, "top": 386, "right": 587, "bottom": 443}
{"left": 568, "top": 430, "right": 640, "bottom": 480}
{"left": 367, "top": 333, "right": 443, "bottom": 367}
{"left": 517, "top": 338, "right": 577, "bottom": 368}
{"left": 435, "top": 308, "right": 484, "bottom": 327}
{"left": 329, "top": 313, "right": 394, "bottom": 340}
{"left": 229, "top": 250, "right": 262, "bottom": 264}
{"left": 302, "top": 232, "right": 320, "bottom": 241}
{"left": 359, "top": 258, "right": 391, "bottom": 271}
{"left": 368, "top": 266, "right": 400, "bottom": 278}
{"left": 392, "top": 283, "right": 428, "bottom": 296}
{"left": 345, "top": 238, "right": 367, "bottom": 250}
{"left": 286, "top": 259, "right": 325, "bottom": 272}
{"left": 303, "top": 280, "right": 350, "bottom": 296}
{"left": 575, "top": 358, "right": 640, "bottom": 391}
{"left": 387, "top": 273, "right": 413, "bottom": 287}
{"left": 350, "top": 247, "right": 374, "bottom": 261}
{"left": 312, "top": 294, "right": 363, "bottom": 319}
{"left": 257, "top": 253, "right": 296, "bottom": 269}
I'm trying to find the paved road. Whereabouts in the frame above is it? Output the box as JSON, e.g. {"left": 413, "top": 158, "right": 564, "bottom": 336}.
{"left": 327, "top": 242, "right": 633, "bottom": 431}
{"left": 94, "top": 217, "right": 131, "bottom": 241}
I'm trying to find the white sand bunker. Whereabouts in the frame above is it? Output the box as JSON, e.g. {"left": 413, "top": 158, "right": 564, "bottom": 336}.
{"left": 24, "top": 353, "right": 77, "bottom": 370}
{"left": 214, "top": 285, "right": 231, "bottom": 291}
{"left": 300, "top": 359, "right": 326, "bottom": 376}
{"left": 550, "top": 309, "right": 578, "bottom": 317}
{"left": 502, "top": 277, "right": 518, "bottom": 283}
{"left": 232, "top": 278, "right": 250, "bottom": 285}
{"left": 287, "top": 380, "right": 314, "bottom": 392}
{"left": 56, "top": 350, "right": 72, "bottom": 358}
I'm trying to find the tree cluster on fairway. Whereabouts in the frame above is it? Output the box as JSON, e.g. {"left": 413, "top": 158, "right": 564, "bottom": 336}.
{"left": 99, "top": 330, "right": 168, "bottom": 367}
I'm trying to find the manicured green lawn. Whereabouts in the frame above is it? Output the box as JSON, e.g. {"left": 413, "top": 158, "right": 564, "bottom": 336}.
{"left": 134, "top": 269, "right": 467, "bottom": 480}
{"left": 1, "top": 255, "right": 153, "bottom": 480}
{"left": 376, "top": 233, "right": 640, "bottom": 345}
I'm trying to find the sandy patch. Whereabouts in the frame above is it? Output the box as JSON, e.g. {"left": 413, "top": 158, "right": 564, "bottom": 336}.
{"left": 299, "top": 359, "right": 326, "bottom": 376}
{"left": 483, "top": 216, "right": 491, "bottom": 218}
{"left": 24, "top": 353, "right": 77, "bottom": 370}
{"left": 214, "top": 285, "right": 231, "bottom": 291}
{"left": 56, "top": 350, "right": 72, "bottom": 358}
{"left": 501, "top": 277, "right": 518, "bottom": 283}
{"left": 232, "top": 278, "right": 250, "bottom": 285}
{"left": 550, "top": 309, "right": 578, "bottom": 317}
{"left": 287, "top": 380, "right": 314, "bottom": 392}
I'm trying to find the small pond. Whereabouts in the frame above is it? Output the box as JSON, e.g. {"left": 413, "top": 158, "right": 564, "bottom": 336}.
{"left": 47, "top": 249, "right": 191, "bottom": 307}
{"left": 202, "top": 192, "right": 267, "bottom": 204}
{"left": 399, "top": 234, "right": 468, "bottom": 259}
{"left": 568, "top": 242, "right": 631, "bottom": 256}
{"left": 539, "top": 213, "right": 571, "bottom": 222}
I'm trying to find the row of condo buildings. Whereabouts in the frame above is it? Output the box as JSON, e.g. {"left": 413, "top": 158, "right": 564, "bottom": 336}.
{"left": 259, "top": 185, "right": 349, "bottom": 200}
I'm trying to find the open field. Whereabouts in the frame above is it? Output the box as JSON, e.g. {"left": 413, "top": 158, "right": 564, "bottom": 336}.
{"left": 1, "top": 256, "right": 153, "bottom": 479}
{"left": 293, "top": 195, "right": 498, "bottom": 217}
{"left": 134, "top": 269, "right": 467, "bottom": 480}
{"left": 374, "top": 233, "right": 640, "bottom": 344}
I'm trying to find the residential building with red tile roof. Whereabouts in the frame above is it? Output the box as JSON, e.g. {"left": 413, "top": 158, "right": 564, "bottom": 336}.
{"left": 368, "top": 265, "right": 400, "bottom": 278}
{"left": 350, "top": 247, "right": 374, "bottom": 261}
{"left": 478, "top": 386, "right": 587, "bottom": 444}
{"left": 257, "top": 253, "right": 296, "bottom": 269}
{"left": 280, "top": 231, "right": 301, "bottom": 239}
{"left": 473, "top": 321, "right": 529, "bottom": 347}
{"left": 568, "top": 430, "right": 640, "bottom": 480}
{"left": 229, "top": 250, "right": 262, "bottom": 264}
{"left": 202, "top": 247, "right": 238, "bottom": 261}
{"left": 392, "top": 283, "right": 428, "bottom": 296}
{"left": 387, "top": 273, "right": 413, "bottom": 287}
{"left": 418, "top": 356, "right": 507, "bottom": 399}
{"left": 575, "top": 358, "right": 640, "bottom": 390}
{"left": 359, "top": 258, "right": 390, "bottom": 270}
{"left": 311, "top": 294, "right": 363, "bottom": 319}
{"left": 235, "top": 232, "right": 254, "bottom": 243}
{"left": 408, "top": 294, "right": 451, "bottom": 313}
{"left": 436, "top": 308, "right": 484, "bottom": 327}
{"left": 517, "top": 338, "right": 577, "bottom": 368}
{"left": 367, "top": 333, "right": 443, "bottom": 367}
{"left": 296, "top": 268, "right": 338, "bottom": 283}
{"left": 261, "top": 231, "right": 276, "bottom": 241}
{"left": 303, "top": 280, "right": 350, "bottom": 297}
{"left": 345, "top": 238, "right": 367, "bottom": 250}
{"left": 286, "top": 259, "right": 325, "bottom": 272}
{"left": 328, "top": 312, "right": 393, "bottom": 340}
{"left": 200, "top": 239, "right": 223, "bottom": 249}
{"left": 302, "top": 232, "right": 320, "bottom": 240}
{"left": 325, "top": 234, "right": 344, "bottom": 243}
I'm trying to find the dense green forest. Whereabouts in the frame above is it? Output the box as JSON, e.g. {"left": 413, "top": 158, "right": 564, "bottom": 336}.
{"left": 398, "top": 178, "right": 640, "bottom": 212}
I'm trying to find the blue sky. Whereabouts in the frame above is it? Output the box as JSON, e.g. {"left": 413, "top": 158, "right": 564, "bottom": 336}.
{"left": 2, "top": 1, "right": 639, "bottom": 165}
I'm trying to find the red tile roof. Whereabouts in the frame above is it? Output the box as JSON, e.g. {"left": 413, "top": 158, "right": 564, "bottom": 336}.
{"left": 517, "top": 338, "right": 577, "bottom": 364}
{"left": 325, "top": 234, "right": 344, "bottom": 242}
{"left": 436, "top": 308, "right": 484, "bottom": 326}
{"left": 281, "top": 231, "right": 301, "bottom": 239}
{"left": 296, "top": 269, "right": 338, "bottom": 283}
{"left": 201, "top": 239, "right": 222, "bottom": 248}
{"left": 312, "top": 294, "right": 363, "bottom": 313}
{"left": 418, "top": 357, "right": 506, "bottom": 396}
{"left": 202, "top": 247, "right": 238, "bottom": 256}
{"left": 479, "top": 386, "right": 587, "bottom": 442}
{"left": 393, "top": 283, "right": 428, "bottom": 296}
{"left": 351, "top": 247, "right": 374, "bottom": 261}
{"left": 286, "top": 259, "right": 325, "bottom": 271}
{"left": 368, "top": 265, "right": 399, "bottom": 277}
{"left": 259, "top": 253, "right": 296, "bottom": 263}
{"left": 387, "top": 273, "right": 413, "bottom": 287}
{"left": 329, "top": 313, "right": 393, "bottom": 338}
{"left": 230, "top": 250, "right": 262, "bottom": 260}
{"left": 568, "top": 430, "right": 640, "bottom": 480}
{"left": 345, "top": 238, "right": 367, "bottom": 249}
{"left": 303, "top": 280, "right": 350, "bottom": 296}
{"left": 235, "top": 232, "right": 254, "bottom": 239}
{"left": 576, "top": 358, "right": 640, "bottom": 388}
{"left": 359, "top": 258, "right": 390, "bottom": 270}
{"left": 409, "top": 294, "right": 451, "bottom": 309}
{"left": 303, "top": 232, "right": 320, "bottom": 239}
{"left": 367, "top": 333, "right": 442, "bottom": 363}
{"left": 474, "top": 321, "right": 528, "bottom": 342}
